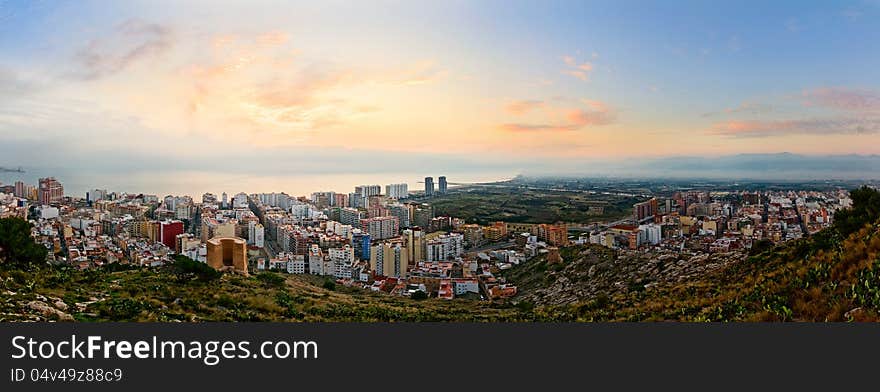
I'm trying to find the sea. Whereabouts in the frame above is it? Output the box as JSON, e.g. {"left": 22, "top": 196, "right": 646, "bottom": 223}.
{"left": 0, "top": 167, "right": 513, "bottom": 199}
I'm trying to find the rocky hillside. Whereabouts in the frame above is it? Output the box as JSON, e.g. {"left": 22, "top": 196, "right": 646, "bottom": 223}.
{"left": 501, "top": 187, "right": 880, "bottom": 321}
{"left": 0, "top": 265, "right": 559, "bottom": 322}
{"left": 501, "top": 245, "right": 745, "bottom": 307}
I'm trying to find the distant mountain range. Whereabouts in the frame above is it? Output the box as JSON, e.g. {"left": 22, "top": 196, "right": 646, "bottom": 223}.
{"left": 528, "top": 153, "right": 880, "bottom": 180}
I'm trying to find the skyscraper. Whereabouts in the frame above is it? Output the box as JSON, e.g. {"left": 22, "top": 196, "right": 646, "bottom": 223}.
{"left": 385, "top": 183, "right": 409, "bottom": 199}
{"left": 13, "top": 181, "right": 32, "bottom": 199}
{"left": 388, "top": 203, "right": 410, "bottom": 228}
{"left": 354, "top": 185, "right": 381, "bottom": 197}
{"left": 424, "top": 177, "right": 434, "bottom": 197}
{"left": 87, "top": 189, "right": 107, "bottom": 203}
{"left": 633, "top": 198, "right": 659, "bottom": 223}
{"left": 411, "top": 203, "right": 434, "bottom": 229}
{"left": 360, "top": 216, "right": 400, "bottom": 240}
{"left": 438, "top": 176, "right": 447, "bottom": 193}
{"left": 370, "top": 242, "right": 409, "bottom": 278}
{"left": 351, "top": 229, "right": 371, "bottom": 261}
{"left": 37, "top": 177, "right": 64, "bottom": 205}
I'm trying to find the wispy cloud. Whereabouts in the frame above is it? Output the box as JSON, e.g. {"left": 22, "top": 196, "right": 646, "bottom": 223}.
{"left": 388, "top": 60, "right": 446, "bottom": 86}
{"left": 254, "top": 31, "right": 290, "bottom": 47}
{"left": 176, "top": 32, "right": 446, "bottom": 139}
{"left": 802, "top": 87, "right": 880, "bottom": 113}
{"left": 707, "top": 87, "right": 880, "bottom": 138}
{"left": 500, "top": 99, "right": 614, "bottom": 132}
{"left": 711, "top": 118, "right": 880, "bottom": 138}
{"left": 70, "top": 19, "right": 174, "bottom": 80}
{"left": 785, "top": 17, "right": 803, "bottom": 32}
{"left": 703, "top": 101, "right": 774, "bottom": 117}
{"left": 0, "top": 67, "right": 38, "bottom": 98}
{"left": 506, "top": 100, "right": 544, "bottom": 115}
{"left": 561, "top": 55, "right": 593, "bottom": 81}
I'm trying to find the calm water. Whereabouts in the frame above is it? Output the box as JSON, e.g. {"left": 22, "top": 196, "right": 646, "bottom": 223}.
{"left": 1, "top": 168, "right": 513, "bottom": 199}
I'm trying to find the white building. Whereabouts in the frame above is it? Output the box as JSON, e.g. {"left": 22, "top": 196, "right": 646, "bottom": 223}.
{"left": 308, "top": 245, "right": 325, "bottom": 275}
{"left": 339, "top": 207, "right": 363, "bottom": 226}
{"left": 287, "top": 255, "right": 306, "bottom": 274}
{"left": 426, "top": 233, "right": 464, "bottom": 262}
{"left": 38, "top": 205, "right": 59, "bottom": 220}
{"left": 638, "top": 223, "right": 662, "bottom": 246}
{"left": 329, "top": 245, "right": 355, "bottom": 279}
{"left": 453, "top": 279, "right": 480, "bottom": 295}
{"left": 248, "top": 221, "right": 265, "bottom": 248}
{"left": 182, "top": 244, "right": 207, "bottom": 263}
{"left": 326, "top": 221, "right": 353, "bottom": 238}
{"left": 232, "top": 192, "right": 248, "bottom": 209}
{"left": 290, "top": 203, "right": 313, "bottom": 219}
{"left": 361, "top": 216, "right": 399, "bottom": 240}
{"left": 354, "top": 185, "right": 381, "bottom": 197}
{"left": 385, "top": 183, "right": 409, "bottom": 199}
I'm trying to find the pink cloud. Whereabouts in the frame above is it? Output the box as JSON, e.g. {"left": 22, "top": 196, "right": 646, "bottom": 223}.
{"left": 565, "top": 107, "right": 613, "bottom": 126}
{"left": 500, "top": 99, "right": 614, "bottom": 132}
{"left": 802, "top": 87, "right": 880, "bottom": 112}
{"left": 563, "top": 70, "right": 590, "bottom": 81}
{"left": 255, "top": 31, "right": 290, "bottom": 46}
{"left": 506, "top": 100, "right": 544, "bottom": 115}
{"left": 561, "top": 55, "right": 593, "bottom": 82}
{"left": 711, "top": 118, "right": 880, "bottom": 137}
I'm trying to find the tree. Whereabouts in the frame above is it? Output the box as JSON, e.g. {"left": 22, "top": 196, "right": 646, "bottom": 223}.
{"left": 410, "top": 290, "right": 428, "bottom": 300}
{"left": 170, "top": 255, "right": 220, "bottom": 281}
{"left": 0, "top": 217, "right": 48, "bottom": 267}
{"left": 749, "top": 239, "right": 774, "bottom": 256}
{"left": 834, "top": 186, "right": 880, "bottom": 236}
{"left": 322, "top": 279, "right": 336, "bottom": 291}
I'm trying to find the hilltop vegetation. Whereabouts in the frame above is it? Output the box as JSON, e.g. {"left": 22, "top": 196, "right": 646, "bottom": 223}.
{"left": 1, "top": 256, "right": 561, "bottom": 322}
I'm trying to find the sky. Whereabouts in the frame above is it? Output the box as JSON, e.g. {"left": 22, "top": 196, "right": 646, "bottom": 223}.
{"left": 1, "top": 0, "right": 880, "bottom": 179}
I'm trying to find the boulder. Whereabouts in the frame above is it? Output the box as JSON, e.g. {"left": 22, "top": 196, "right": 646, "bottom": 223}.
{"left": 26, "top": 300, "right": 74, "bottom": 321}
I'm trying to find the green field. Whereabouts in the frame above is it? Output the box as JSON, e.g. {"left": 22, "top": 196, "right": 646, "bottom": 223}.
{"left": 429, "top": 186, "right": 641, "bottom": 225}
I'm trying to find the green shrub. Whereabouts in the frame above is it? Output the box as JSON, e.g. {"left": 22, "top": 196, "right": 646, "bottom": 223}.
{"left": 834, "top": 186, "right": 880, "bottom": 236}
{"left": 0, "top": 217, "right": 48, "bottom": 267}
{"left": 170, "top": 255, "right": 220, "bottom": 281}
{"left": 256, "top": 272, "right": 286, "bottom": 287}
{"left": 410, "top": 290, "right": 428, "bottom": 300}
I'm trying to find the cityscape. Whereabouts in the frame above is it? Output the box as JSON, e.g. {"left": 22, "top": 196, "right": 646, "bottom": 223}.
{"left": 3, "top": 3, "right": 880, "bottom": 391}
{"left": 0, "top": 174, "right": 865, "bottom": 307}
{"left": 1, "top": 2, "right": 879, "bottom": 323}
